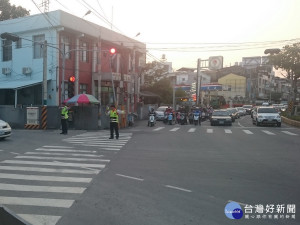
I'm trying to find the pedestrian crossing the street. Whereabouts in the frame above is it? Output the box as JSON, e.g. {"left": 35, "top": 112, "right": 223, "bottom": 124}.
{"left": 151, "top": 126, "right": 298, "bottom": 136}
{"left": 0, "top": 131, "right": 132, "bottom": 225}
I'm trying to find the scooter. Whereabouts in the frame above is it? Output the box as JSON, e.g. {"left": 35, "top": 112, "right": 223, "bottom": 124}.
{"left": 180, "top": 113, "right": 187, "bottom": 125}
{"left": 148, "top": 113, "right": 155, "bottom": 127}
{"left": 193, "top": 113, "right": 201, "bottom": 125}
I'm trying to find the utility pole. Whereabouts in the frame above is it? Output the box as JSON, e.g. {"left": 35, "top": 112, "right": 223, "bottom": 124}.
{"left": 43, "top": 40, "right": 48, "bottom": 105}
{"left": 196, "top": 58, "right": 201, "bottom": 106}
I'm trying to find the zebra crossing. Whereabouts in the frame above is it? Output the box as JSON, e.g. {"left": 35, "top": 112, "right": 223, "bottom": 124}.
{"left": 0, "top": 132, "right": 132, "bottom": 225}
{"left": 152, "top": 126, "right": 298, "bottom": 136}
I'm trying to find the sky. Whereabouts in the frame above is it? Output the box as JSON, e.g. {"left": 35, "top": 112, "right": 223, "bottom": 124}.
{"left": 9, "top": 0, "right": 300, "bottom": 70}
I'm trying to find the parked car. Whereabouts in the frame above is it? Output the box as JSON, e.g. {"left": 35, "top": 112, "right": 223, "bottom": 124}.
{"left": 252, "top": 106, "right": 281, "bottom": 127}
{"left": 0, "top": 119, "right": 12, "bottom": 140}
{"left": 242, "top": 105, "right": 253, "bottom": 115}
{"left": 155, "top": 106, "right": 169, "bottom": 121}
{"left": 236, "top": 107, "right": 246, "bottom": 116}
{"left": 210, "top": 110, "right": 232, "bottom": 126}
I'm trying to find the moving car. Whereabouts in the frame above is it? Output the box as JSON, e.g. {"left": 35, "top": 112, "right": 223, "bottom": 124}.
{"left": 242, "top": 105, "right": 253, "bottom": 115}
{"left": 0, "top": 119, "right": 12, "bottom": 140}
{"left": 236, "top": 107, "right": 246, "bottom": 116}
{"left": 210, "top": 110, "right": 232, "bottom": 126}
{"left": 252, "top": 106, "right": 281, "bottom": 127}
{"left": 226, "top": 108, "right": 236, "bottom": 122}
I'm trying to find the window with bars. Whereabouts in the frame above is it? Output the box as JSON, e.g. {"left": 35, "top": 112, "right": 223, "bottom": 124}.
{"left": 80, "top": 84, "right": 87, "bottom": 94}
{"left": 81, "top": 42, "right": 89, "bottom": 62}
{"left": 2, "top": 40, "right": 12, "bottom": 61}
{"left": 61, "top": 36, "right": 71, "bottom": 59}
{"left": 33, "top": 34, "right": 45, "bottom": 59}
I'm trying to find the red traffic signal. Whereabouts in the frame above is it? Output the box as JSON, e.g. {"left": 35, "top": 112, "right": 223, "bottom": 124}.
{"left": 110, "top": 48, "right": 116, "bottom": 54}
{"left": 69, "top": 76, "right": 75, "bottom": 82}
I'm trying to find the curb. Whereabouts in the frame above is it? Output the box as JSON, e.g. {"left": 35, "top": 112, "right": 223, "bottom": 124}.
{"left": 282, "top": 116, "right": 300, "bottom": 128}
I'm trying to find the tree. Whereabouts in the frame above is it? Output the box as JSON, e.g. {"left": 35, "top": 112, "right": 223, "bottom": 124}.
{"left": 0, "top": 0, "right": 29, "bottom": 21}
{"left": 267, "top": 43, "right": 300, "bottom": 113}
{"left": 141, "top": 61, "right": 169, "bottom": 87}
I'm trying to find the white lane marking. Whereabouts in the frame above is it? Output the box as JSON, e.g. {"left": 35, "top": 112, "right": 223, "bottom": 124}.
{"left": 2, "top": 160, "right": 105, "bottom": 168}
{"left": 25, "top": 152, "right": 103, "bottom": 158}
{"left": 237, "top": 122, "right": 244, "bottom": 127}
{"left": 0, "top": 196, "right": 74, "bottom": 208}
{"left": 66, "top": 139, "right": 127, "bottom": 144}
{"left": 188, "top": 128, "right": 196, "bottom": 133}
{"left": 15, "top": 155, "right": 110, "bottom": 162}
{"left": 94, "top": 147, "right": 121, "bottom": 151}
{"left": 207, "top": 129, "right": 213, "bottom": 133}
{"left": 224, "top": 129, "right": 232, "bottom": 134}
{"left": 153, "top": 127, "right": 165, "bottom": 131}
{"left": 35, "top": 148, "right": 96, "bottom": 153}
{"left": 243, "top": 130, "right": 253, "bottom": 134}
{"left": 0, "top": 166, "right": 99, "bottom": 174}
{"left": 17, "top": 214, "right": 61, "bottom": 225}
{"left": 0, "top": 150, "right": 3, "bottom": 151}
{"left": 281, "top": 131, "right": 298, "bottom": 136}
{"left": 262, "top": 130, "right": 275, "bottom": 135}
{"left": 10, "top": 152, "right": 20, "bottom": 155}
{"left": 0, "top": 183, "right": 86, "bottom": 193}
{"left": 170, "top": 127, "right": 180, "bottom": 132}
{"left": 43, "top": 146, "right": 73, "bottom": 148}
{"left": 116, "top": 173, "right": 144, "bottom": 181}
{"left": 0, "top": 173, "right": 92, "bottom": 183}
{"left": 164, "top": 185, "right": 192, "bottom": 193}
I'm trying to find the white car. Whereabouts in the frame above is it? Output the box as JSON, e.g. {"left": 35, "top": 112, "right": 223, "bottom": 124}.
{"left": 0, "top": 119, "right": 12, "bottom": 140}
{"left": 236, "top": 107, "right": 246, "bottom": 116}
{"left": 252, "top": 107, "right": 281, "bottom": 127}
{"left": 155, "top": 106, "right": 170, "bottom": 121}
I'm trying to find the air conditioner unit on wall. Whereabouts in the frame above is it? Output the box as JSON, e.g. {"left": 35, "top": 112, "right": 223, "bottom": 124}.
{"left": 2, "top": 68, "right": 11, "bottom": 75}
{"left": 22, "top": 67, "right": 32, "bottom": 75}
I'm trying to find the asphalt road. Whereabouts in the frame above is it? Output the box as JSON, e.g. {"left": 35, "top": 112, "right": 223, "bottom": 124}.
{"left": 0, "top": 115, "right": 299, "bottom": 225}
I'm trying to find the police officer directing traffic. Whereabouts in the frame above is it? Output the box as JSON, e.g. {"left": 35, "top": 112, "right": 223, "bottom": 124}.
{"left": 107, "top": 104, "right": 119, "bottom": 139}
{"left": 60, "top": 104, "right": 69, "bottom": 134}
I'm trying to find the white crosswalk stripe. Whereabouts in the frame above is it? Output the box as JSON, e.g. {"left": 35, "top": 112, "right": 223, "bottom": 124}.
{"left": 262, "top": 130, "right": 276, "bottom": 135}
{"left": 224, "top": 129, "right": 232, "bottom": 134}
{"left": 281, "top": 131, "right": 298, "bottom": 136}
{"left": 207, "top": 129, "right": 213, "bottom": 133}
{"left": 170, "top": 127, "right": 180, "bottom": 132}
{"left": 153, "top": 127, "right": 165, "bottom": 131}
{"left": 243, "top": 130, "right": 253, "bottom": 134}
{"left": 188, "top": 128, "right": 196, "bottom": 132}
{"left": 150, "top": 126, "right": 299, "bottom": 137}
{"left": 0, "top": 131, "right": 132, "bottom": 225}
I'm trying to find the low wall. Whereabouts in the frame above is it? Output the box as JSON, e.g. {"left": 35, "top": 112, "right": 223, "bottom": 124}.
{"left": 282, "top": 116, "right": 300, "bottom": 128}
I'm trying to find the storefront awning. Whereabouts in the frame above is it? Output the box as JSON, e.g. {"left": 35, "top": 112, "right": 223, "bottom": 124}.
{"left": 0, "top": 78, "right": 51, "bottom": 90}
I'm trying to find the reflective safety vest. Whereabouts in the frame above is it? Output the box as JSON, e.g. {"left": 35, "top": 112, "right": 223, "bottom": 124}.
{"left": 61, "top": 107, "right": 69, "bottom": 119}
{"left": 109, "top": 110, "right": 119, "bottom": 123}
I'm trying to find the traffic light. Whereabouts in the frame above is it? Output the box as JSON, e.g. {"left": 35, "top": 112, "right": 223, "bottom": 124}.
{"left": 68, "top": 76, "right": 75, "bottom": 98}
{"left": 110, "top": 48, "right": 116, "bottom": 55}
{"left": 0, "top": 32, "right": 20, "bottom": 42}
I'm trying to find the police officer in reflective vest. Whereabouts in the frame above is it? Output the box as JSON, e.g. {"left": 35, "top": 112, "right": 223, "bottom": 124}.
{"left": 60, "top": 104, "right": 69, "bottom": 135}
{"left": 108, "top": 104, "right": 119, "bottom": 139}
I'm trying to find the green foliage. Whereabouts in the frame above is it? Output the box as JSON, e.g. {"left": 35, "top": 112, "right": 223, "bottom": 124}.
{"left": 144, "top": 78, "right": 173, "bottom": 104}
{"left": 142, "top": 61, "right": 169, "bottom": 87}
{"left": 0, "top": 0, "right": 29, "bottom": 21}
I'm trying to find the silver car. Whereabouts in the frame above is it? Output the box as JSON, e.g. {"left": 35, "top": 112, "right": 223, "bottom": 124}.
{"left": 252, "top": 107, "right": 281, "bottom": 127}
{"left": 0, "top": 119, "right": 12, "bottom": 140}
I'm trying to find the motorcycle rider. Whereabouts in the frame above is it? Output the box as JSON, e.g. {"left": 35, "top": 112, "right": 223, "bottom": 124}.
{"left": 148, "top": 108, "right": 156, "bottom": 126}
